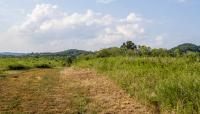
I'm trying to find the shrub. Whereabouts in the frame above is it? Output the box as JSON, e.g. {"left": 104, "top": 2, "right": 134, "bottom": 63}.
{"left": 96, "top": 49, "right": 112, "bottom": 58}
{"left": 8, "top": 64, "right": 30, "bottom": 70}
{"left": 96, "top": 47, "right": 123, "bottom": 58}
{"left": 66, "top": 58, "right": 73, "bottom": 67}
{"left": 34, "top": 64, "right": 53, "bottom": 68}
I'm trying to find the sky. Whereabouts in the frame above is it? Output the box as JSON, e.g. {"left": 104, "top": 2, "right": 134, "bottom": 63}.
{"left": 0, "top": 0, "right": 199, "bottom": 52}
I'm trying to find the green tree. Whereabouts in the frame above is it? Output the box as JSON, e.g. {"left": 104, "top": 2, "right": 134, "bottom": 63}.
{"left": 138, "top": 45, "right": 151, "bottom": 56}
{"left": 120, "top": 41, "right": 137, "bottom": 50}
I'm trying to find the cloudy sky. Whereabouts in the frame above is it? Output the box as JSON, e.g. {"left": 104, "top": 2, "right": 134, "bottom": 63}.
{"left": 0, "top": 0, "right": 199, "bottom": 52}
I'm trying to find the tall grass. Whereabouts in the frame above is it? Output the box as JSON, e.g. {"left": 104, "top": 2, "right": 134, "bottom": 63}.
{"left": 0, "top": 57, "right": 67, "bottom": 71}
{"left": 74, "top": 57, "right": 200, "bottom": 113}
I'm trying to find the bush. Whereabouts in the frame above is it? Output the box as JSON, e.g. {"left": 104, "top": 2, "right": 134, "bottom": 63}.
{"left": 66, "top": 58, "right": 73, "bottom": 67}
{"left": 8, "top": 64, "right": 30, "bottom": 70}
{"left": 34, "top": 64, "right": 53, "bottom": 68}
{"left": 96, "top": 47, "right": 122, "bottom": 58}
{"left": 96, "top": 49, "right": 112, "bottom": 58}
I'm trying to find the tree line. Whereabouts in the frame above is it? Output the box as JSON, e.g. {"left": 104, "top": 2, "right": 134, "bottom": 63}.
{"left": 80, "top": 41, "right": 200, "bottom": 61}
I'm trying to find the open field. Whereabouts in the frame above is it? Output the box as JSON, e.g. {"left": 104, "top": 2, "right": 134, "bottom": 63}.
{"left": 0, "top": 57, "right": 67, "bottom": 69}
{"left": 0, "top": 43, "right": 199, "bottom": 114}
{"left": 0, "top": 68, "right": 153, "bottom": 114}
{"left": 74, "top": 57, "right": 200, "bottom": 114}
{"left": 1, "top": 0, "right": 200, "bottom": 113}
{"left": 0, "top": 56, "right": 69, "bottom": 75}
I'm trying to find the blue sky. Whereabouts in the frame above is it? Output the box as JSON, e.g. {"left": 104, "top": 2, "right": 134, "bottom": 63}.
{"left": 0, "top": 0, "right": 199, "bottom": 52}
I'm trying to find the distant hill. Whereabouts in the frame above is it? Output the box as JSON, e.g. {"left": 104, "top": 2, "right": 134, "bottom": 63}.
{"left": 0, "top": 49, "right": 92, "bottom": 57}
{"left": 170, "top": 43, "right": 200, "bottom": 53}
{"left": 28, "top": 49, "right": 92, "bottom": 58}
{"left": 55, "top": 49, "right": 92, "bottom": 57}
{"left": 0, "top": 52, "right": 27, "bottom": 56}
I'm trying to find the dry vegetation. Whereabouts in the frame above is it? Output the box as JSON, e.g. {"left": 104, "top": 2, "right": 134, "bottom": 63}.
{"left": 0, "top": 68, "right": 152, "bottom": 114}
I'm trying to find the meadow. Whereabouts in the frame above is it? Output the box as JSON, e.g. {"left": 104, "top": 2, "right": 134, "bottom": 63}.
{"left": 74, "top": 56, "right": 200, "bottom": 114}
{"left": 0, "top": 56, "right": 70, "bottom": 75}
{"left": 0, "top": 42, "right": 199, "bottom": 113}
{"left": 0, "top": 57, "right": 150, "bottom": 114}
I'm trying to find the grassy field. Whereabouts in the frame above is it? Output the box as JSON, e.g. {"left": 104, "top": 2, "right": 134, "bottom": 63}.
{"left": 74, "top": 57, "right": 200, "bottom": 113}
{"left": 0, "top": 56, "right": 69, "bottom": 75}
{"left": 0, "top": 66, "right": 152, "bottom": 114}
{"left": 0, "top": 53, "right": 199, "bottom": 113}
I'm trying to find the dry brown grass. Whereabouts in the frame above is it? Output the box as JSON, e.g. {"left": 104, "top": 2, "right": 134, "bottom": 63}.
{"left": 0, "top": 68, "right": 153, "bottom": 114}
{"left": 61, "top": 68, "right": 153, "bottom": 114}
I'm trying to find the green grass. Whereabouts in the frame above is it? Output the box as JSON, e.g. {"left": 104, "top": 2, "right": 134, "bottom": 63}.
{"left": 0, "top": 56, "right": 67, "bottom": 71}
{"left": 74, "top": 57, "right": 200, "bottom": 113}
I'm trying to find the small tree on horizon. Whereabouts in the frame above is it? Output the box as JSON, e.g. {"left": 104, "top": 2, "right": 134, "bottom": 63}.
{"left": 120, "top": 41, "right": 137, "bottom": 50}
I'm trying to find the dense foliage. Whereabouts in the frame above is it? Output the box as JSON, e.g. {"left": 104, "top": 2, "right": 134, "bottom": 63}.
{"left": 79, "top": 41, "right": 199, "bottom": 60}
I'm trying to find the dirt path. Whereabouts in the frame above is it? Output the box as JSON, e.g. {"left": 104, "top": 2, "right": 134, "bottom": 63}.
{"left": 61, "top": 68, "right": 153, "bottom": 114}
{"left": 0, "top": 68, "right": 153, "bottom": 114}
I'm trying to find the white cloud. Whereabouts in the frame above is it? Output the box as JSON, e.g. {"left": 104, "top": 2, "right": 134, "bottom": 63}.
{"left": 0, "top": 4, "right": 145, "bottom": 52}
